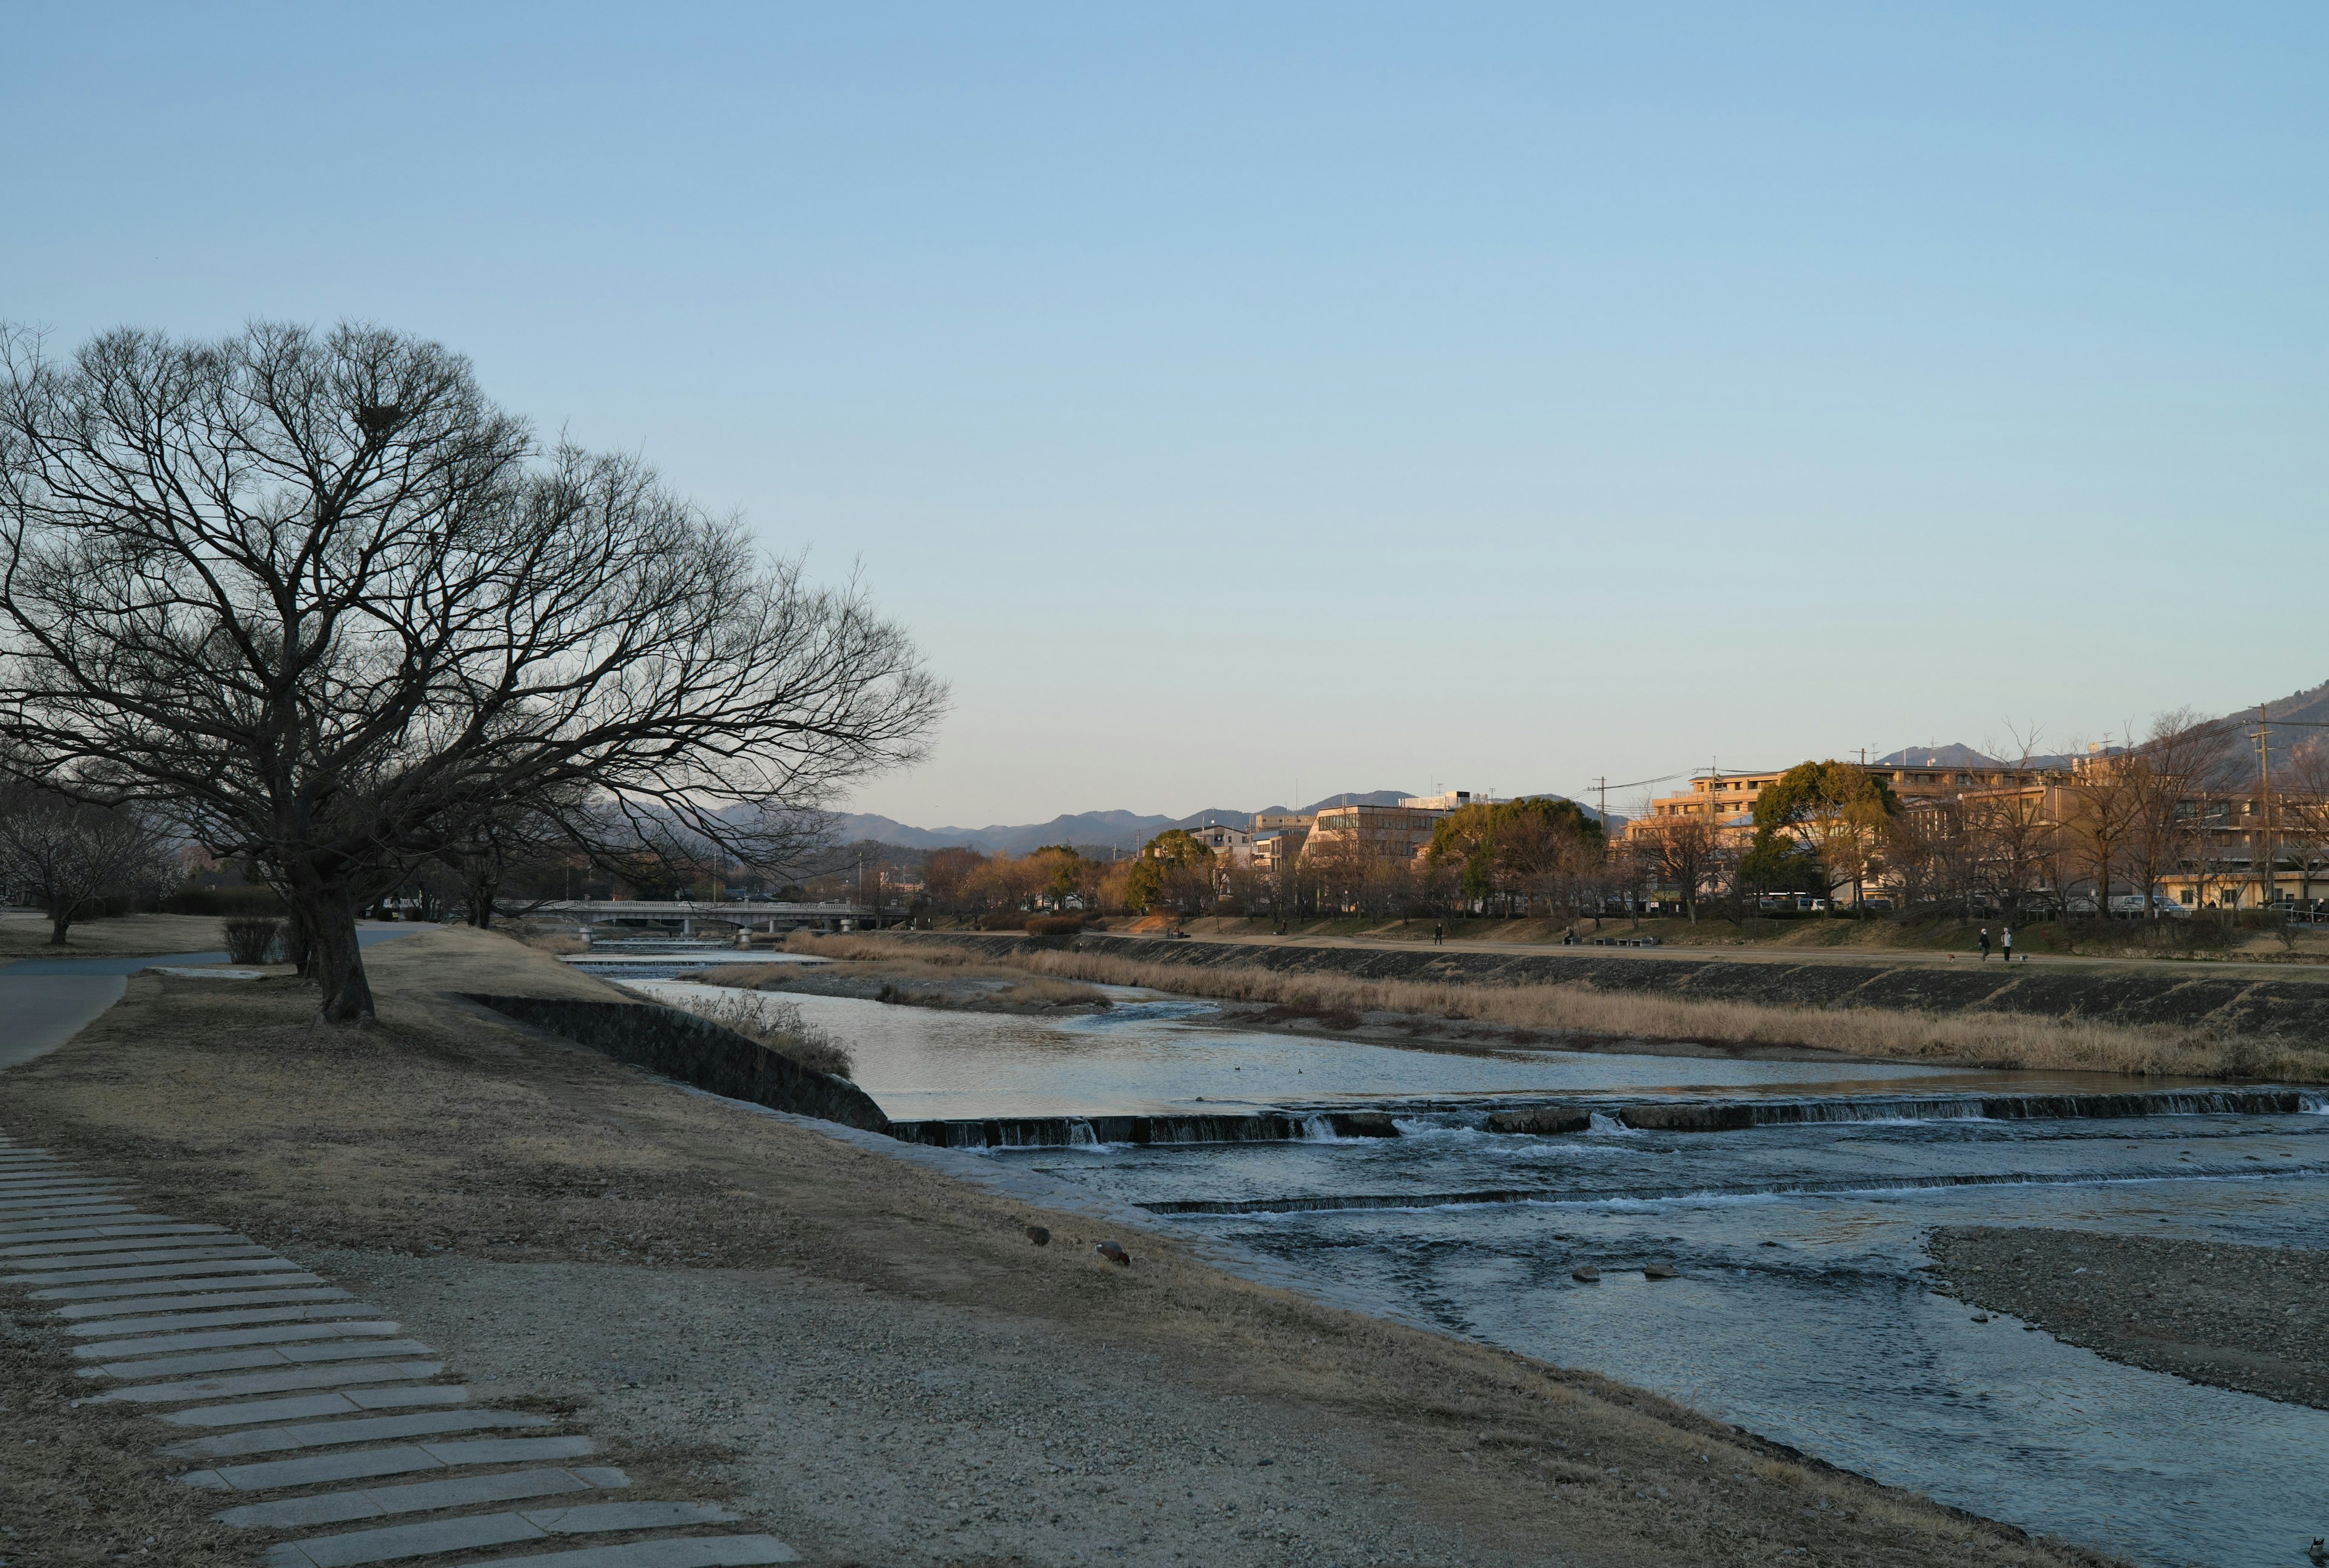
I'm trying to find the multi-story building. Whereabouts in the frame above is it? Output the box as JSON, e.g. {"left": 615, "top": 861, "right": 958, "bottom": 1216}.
{"left": 1301, "top": 802, "right": 1449, "bottom": 864}
{"left": 1181, "top": 821, "right": 1255, "bottom": 866}
{"left": 1632, "top": 755, "right": 2051, "bottom": 848}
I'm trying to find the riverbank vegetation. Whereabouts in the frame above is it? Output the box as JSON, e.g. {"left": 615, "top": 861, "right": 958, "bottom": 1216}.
{"left": 704, "top": 944, "right": 1113, "bottom": 1015}
{"left": 806, "top": 933, "right": 2328, "bottom": 1082}
{"left": 653, "top": 984, "right": 856, "bottom": 1077}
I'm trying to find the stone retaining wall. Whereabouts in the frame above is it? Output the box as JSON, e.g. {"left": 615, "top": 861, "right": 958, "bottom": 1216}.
{"left": 467, "top": 994, "right": 892, "bottom": 1132}
{"left": 905, "top": 934, "right": 2329, "bottom": 1041}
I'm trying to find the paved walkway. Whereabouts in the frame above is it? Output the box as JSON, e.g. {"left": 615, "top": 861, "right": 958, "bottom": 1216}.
{"left": 0, "top": 1132, "right": 796, "bottom": 1567}
{"left": 0, "top": 926, "right": 423, "bottom": 1073}
{"left": 1095, "top": 926, "right": 2329, "bottom": 979}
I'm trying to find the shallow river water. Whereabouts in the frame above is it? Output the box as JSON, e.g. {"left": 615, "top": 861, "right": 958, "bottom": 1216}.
{"left": 628, "top": 977, "right": 2329, "bottom": 1568}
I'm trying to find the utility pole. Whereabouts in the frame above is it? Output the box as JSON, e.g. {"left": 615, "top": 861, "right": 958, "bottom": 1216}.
{"left": 2259, "top": 704, "right": 2274, "bottom": 910}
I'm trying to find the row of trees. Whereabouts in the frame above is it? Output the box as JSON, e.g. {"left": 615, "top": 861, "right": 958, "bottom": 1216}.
{"left": 1, "top": 321, "right": 943, "bottom": 1015}
{"left": 1628, "top": 716, "right": 2329, "bottom": 921}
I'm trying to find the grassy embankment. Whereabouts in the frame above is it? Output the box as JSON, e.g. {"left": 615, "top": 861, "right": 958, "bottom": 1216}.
{"left": 798, "top": 933, "right": 2329, "bottom": 1083}
{"left": 0, "top": 925, "right": 2123, "bottom": 1568}
{"left": 0, "top": 910, "right": 228, "bottom": 961}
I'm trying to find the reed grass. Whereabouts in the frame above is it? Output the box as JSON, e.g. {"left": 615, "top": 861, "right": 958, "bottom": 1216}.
{"left": 1034, "top": 951, "right": 2327, "bottom": 1081}
{"left": 789, "top": 933, "right": 2327, "bottom": 1082}
{"left": 656, "top": 986, "right": 855, "bottom": 1078}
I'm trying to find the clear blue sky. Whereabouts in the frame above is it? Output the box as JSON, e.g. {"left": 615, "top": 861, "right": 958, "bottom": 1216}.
{"left": 10, "top": 4, "right": 2323, "bottom": 826}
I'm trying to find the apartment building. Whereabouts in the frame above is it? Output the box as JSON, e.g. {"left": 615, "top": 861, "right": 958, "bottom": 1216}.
{"left": 1634, "top": 756, "right": 2050, "bottom": 847}
{"left": 1182, "top": 821, "right": 1255, "bottom": 866}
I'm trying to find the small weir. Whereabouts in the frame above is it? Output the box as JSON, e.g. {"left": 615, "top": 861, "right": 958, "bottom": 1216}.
{"left": 886, "top": 1086, "right": 2328, "bottom": 1149}
{"left": 886, "top": 1110, "right": 1395, "bottom": 1149}
{"left": 1135, "top": 1156, "right": 2329, "bottom": 1216}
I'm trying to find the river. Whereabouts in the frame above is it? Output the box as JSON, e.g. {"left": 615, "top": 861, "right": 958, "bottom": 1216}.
{"left": 623, "top": 973, "right": 2329, "bottom": 1568}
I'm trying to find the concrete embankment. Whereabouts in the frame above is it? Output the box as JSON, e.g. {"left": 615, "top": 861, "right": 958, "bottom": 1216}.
{"left": 916, "top": 932, "right": 2329, "bottom": 1041}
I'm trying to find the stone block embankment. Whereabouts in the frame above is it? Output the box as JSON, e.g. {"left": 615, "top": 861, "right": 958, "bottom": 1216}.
{"left": 468, "top": 994, "right": 892, "bottom": 1132}
{"left": 909, "top": 933, "right": 2329, "bottom": 1042}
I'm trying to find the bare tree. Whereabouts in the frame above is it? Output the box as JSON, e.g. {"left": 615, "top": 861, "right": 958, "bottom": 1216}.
{"left": 2056, "top": 740, "right": 2140, "bottom": 915}
{"left": 0, "top": 786, "right": 165, "bottom": 945}
{"left": 0, "top": 323, "right": 943, "bottom": 1020}
{"left": 1636, "top": 815, "right": 1715, "bottom": 921}
{"left": 2124, "top": 708, "right": 2235, "bottom": 920}
{"left": 2279, "top": 739, "right": 2329, "bottom": 908}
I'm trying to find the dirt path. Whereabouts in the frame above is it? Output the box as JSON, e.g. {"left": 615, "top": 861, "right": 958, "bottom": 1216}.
{"left": 0, "top": 928, "right": 2124, "bottom": 1568}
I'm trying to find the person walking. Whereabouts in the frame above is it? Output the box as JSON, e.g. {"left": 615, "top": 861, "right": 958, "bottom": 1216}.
{"left": 2001, "top": 926, "right": 2014, "bottom": 963}
{"left": 1978, "top": 926, "right": 1991, "bottom": 961}
{"left": 1433, "top": 921, "right": 1444, "bottom": 946}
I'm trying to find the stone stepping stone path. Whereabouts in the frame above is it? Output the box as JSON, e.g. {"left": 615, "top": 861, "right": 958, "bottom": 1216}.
{"left": 0, "top": 1135, "right": 796, "bottom": 1567}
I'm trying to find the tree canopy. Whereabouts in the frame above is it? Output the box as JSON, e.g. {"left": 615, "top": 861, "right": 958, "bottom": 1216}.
{"left": 1427, "top": 796, "right": 1602, "bottom": 906}
{"left": 1125, "top": 829, "right": 1217, "bottom": 914}
{"left": 1744, "top": 761, "right": 1898, "bottom": 897}
{"left": 0, "top": 321, "right": 943, "bottom": 1018}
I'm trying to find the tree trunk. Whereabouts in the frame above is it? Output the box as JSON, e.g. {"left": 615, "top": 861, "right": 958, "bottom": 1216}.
{"left": 285, "top": 904, "right": 316, "bottom": 978}
{"left": 47, "top": 910, "right": 71, "bottom": 945}
{"left": 303, "top": 884, "right": 375, "bottom": 1023}
{"left": 466, "top": 868, "right": 499, "bottom": 929}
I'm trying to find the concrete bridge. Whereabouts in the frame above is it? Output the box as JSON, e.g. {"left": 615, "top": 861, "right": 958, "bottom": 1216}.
{"left": 529, "top": 899, "right": 878, "bottom": 937}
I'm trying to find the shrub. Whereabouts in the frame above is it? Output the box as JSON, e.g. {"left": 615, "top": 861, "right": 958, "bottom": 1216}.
{"left": 664, "top": 988, "right": 854, "bottom": 1079}
{"left": 1025, "top": 914, "right": 1084, "bottom": 937}
{"left": 222, "top": 917, "right": 284, "bottom": 965}
{"left": 978, "top": 910, "right": 1030, "bottom": 931}
{"left": 164, "top": 886, "right": 287, "bottom": 917}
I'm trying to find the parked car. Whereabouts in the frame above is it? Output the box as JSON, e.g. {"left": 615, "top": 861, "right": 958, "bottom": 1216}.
{"left": 2070, "top": 893, "right": 2190, "bottom": 918}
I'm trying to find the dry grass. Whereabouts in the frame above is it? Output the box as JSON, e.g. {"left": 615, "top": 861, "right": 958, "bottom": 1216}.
{"left": 0, "top": 910, "right": 226, "bottom": 961}
{"left": 975, "top": 946, "right": 2326, "bottom": 1082}
{"left": 783, "top": 929, "right": 970, "bottom": 961}
{"left": 650, "top": 984, "right": 855, "bottom": 1077}
{"left": 0, "top": 926, "right": 2120, "bottom": 1568}
{"left": 754, "top": 937, "right": 1112, "bottom": 1011}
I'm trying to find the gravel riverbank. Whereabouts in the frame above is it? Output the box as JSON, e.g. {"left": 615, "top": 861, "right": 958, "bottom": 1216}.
{"left": 1926, "top": 1226, "right": 2329, "bottom": 1410}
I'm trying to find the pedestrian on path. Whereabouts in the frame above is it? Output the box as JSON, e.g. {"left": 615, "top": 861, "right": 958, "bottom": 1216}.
{"left": 2001, "top": 927, "right": 2014, "bottom": 963}
{"left": 1978, "top": 927, "right": 1991, "bottom": 961}
{"left": 1433, "top": 922, "right": 1444, "bottom": 945}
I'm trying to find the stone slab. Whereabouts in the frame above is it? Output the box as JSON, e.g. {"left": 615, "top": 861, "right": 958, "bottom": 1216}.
{"left": 14, "top": 1255, "right": 294, "bottom": 1286}
{"left": 571, "top": 1469, "right": 630, "bottom": 1489}
{"left": 4, "top": 1236, "right": 254, "bottom": 1261}
{"left": 78, "top": 1321, "right": 402, "bottom": 1359}
{"left": 0, "top": 1194, "right": 132, "bottom": 1213}
{"left": 163, "top": 1408, "right": 551, "bottom": 1459}
{"left": 218, "top": 1467, "right": 593, "bottom": 1529}
{"left": 160, "top": 1384, "right": 465, "bottom": 1427}
{"left": 86, "top": 1340, "right": 432, "bottom": 1381}
{"left": 0, "top": 1213, "right": 187, "bottom": 1240}
{"left": 163, "top": 1391, "right": 373, "bottom": 1427}
{"left": 67, "top": 1301, "right": 381, "bottom": 1338}
{"left": 41, "top": 1271, "right": 323, "bottom": 1303}
{"left": 265, "top": 1509, "right": 546, "bottom": 1566}
{"left": 466, "top": 1538, "right": 799, "bottom": 1567}
{"left": 192, "top": 1435, "right": 595, "bottom": 1493}
{"left": 100, "top": 1359, "right": 442, "bottom": 1403}
{"left": 0, "top": 1222, "right": 224, "bottom": 1247}
{"left": 0, "top": 1201, "right": 132, "bottom": 1220}
{"left": 55, "top": 1285, "right": 351, "bottom": 1320}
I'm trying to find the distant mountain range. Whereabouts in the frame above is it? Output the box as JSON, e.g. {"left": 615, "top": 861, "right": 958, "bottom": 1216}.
{"left": 1878, "top": 677, "right": 2329, "bottom": 778}
{"left": 826, "top": 791, "right": 1416, "bottom": 857}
